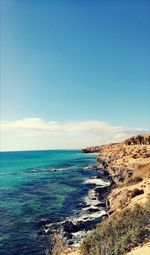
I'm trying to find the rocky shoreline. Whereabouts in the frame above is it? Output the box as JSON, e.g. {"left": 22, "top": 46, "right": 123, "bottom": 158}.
{"left": 39, "top": 166, "right": 113, "bottom": 253}
{"left": 83, "top": 135, "right": 150, "bottom": 185}
{"left": 42, "top": 135, "right": 150, "bottom": 255}
{"left": 59, "top": 134, "right": 150, "bottom": 255}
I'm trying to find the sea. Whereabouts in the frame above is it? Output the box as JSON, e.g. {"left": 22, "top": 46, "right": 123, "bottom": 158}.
{"left": 0, "top": 150, "right": 98, "bottom": 255}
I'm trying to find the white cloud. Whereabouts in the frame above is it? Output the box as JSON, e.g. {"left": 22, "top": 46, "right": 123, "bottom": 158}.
{"left": 0, "top": 118, "right": 148, "bottom": 151}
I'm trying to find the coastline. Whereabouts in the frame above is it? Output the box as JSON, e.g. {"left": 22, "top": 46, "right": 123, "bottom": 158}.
{"left": 42, "top": 165, "right": 112, "bottom": 251}
{"left": 59, "top": 135, "right": 150, "bottom": 255}
{"left": 50, "top": 158, "right": 112, "bottom": 255}
{"left": 48, "top": 155, "right": 115, "bottom": 255}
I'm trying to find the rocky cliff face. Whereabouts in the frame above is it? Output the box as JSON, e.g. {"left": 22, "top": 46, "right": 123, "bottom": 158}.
{"left": 62, "top": 135, "right": 150, "bottom": 255}
{"left": 124, "top": 134, "right": 150, "bottom": 145}
{"left": 82, "top": 135, "right": 150, "bottom": 184}
{"left": 82, "top": 135, "right": 150, "bottom": 153}
{"left": 97, "top": 143, "right": 150, "bottom": 184}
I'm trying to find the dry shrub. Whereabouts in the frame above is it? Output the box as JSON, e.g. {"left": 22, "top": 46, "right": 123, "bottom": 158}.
{"left": 126, "top": 189, "right": 133, "bottom": 198}
{"left": 80, "top": 199, "right": 150, "bottom": 255}
{"left": 118, "top": 196, "right": 128, "bottom": 209}
{"left": 125, "top": 163, "right": 150, "bottom": 186}
{"left": 51, "top": 233, "right": 67, "bottom": 255}
{"left": 133, "top": 163, "right": 150, "bottom": 179}
{"left": 126, "top": 176, "right": 143, "bottom": 186}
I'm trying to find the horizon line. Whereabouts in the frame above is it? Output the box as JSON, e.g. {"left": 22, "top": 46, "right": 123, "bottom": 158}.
{"left": 0, "top": 148, "right": 82, "bottom": 153}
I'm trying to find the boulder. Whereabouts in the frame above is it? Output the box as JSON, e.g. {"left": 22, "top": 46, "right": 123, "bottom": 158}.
{"left": 62, "top": 221, "right": 79, "bottom": 233}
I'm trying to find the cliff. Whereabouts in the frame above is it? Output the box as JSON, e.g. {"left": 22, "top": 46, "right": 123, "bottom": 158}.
{"left": 60, "top": 135, "right": 150, "bottom": 255}
{"left": 80, "top": 134, "right": 150, "bottom": 255}
{"left": 82, "top": 134, "right": 150, "bottom": 184}
{"left": 82, "top": 134, "right": 150, "bottom": 152}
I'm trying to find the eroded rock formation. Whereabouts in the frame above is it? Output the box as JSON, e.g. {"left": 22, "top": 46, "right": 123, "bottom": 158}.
{"left": 82, "top": 135, "right": 150, "bottom": 184}
{"left": 124, "top": 134, "right": 150, "bottom": 145}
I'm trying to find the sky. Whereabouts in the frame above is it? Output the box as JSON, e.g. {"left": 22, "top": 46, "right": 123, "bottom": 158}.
{"left": 0, "top": 0, "right": 150, "bottom": 151}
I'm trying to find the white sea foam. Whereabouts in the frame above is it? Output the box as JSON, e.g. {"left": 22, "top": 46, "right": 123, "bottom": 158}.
{"left": 44, "top": 175, "right": 110, "bottom": 248}
{"left": 84, "top": 189, "right": 99, "bottom": 206}
{"left": 84, "top": 178, "right": 110, "bottom": 186}
{"left": 51, "top": 166, "right": 74, "bottom": 172}
{"left": 72, "top": 210, "right": 106, "bottom": 223}
{"left": 71, "top": 230, "right": 91, "bottom": 246}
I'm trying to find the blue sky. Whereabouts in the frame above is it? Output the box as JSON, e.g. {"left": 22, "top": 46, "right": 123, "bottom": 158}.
{"left": 1, "top": 0, "right": 150, "bottom": 150}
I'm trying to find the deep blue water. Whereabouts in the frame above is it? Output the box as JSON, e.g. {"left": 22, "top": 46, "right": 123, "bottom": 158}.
{"left": 0, "top": 150, "right": 97, "bottom": 255}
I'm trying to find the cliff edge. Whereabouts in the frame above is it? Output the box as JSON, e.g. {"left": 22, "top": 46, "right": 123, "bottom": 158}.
{"left": 60, "top": 135, "right": 150, "bottom": 255}
{"left": 82, "top": 134, "right": 150, "bottom": 185}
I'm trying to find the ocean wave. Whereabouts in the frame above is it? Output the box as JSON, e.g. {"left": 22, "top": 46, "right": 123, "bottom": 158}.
{"left": 84, "top": 177, "right": 110, "bottom": 186}
{"left": 51, "top": 166, "right": 75, "bottom": 172}
{"left": 42, "top": 176, "right": 109, "bottom": 248}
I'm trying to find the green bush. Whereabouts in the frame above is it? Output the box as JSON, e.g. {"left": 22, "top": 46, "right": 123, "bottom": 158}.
{"left": 80, "top": 200, "right": 150, "bottom": 255}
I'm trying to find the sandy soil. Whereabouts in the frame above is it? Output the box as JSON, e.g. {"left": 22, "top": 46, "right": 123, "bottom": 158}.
{"left": 127, "top": 242, "right": 150, "bottom": 255}
{"left": 108, "top": 177, "right": 150, "bottom": 212}
{"left": 62, "top": 242, "right": 150, "bottom": 255}
{"left": 61, "top": 248, "right": 80, "bottom": 255}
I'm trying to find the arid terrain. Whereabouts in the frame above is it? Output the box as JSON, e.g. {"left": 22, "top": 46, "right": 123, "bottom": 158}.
{"left": 59, "top": 135, "right": 150, "bottom": 255}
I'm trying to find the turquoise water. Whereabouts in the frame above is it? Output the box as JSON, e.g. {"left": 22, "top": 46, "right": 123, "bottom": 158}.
{"left": 0, "top": 150, "right": 97, "bottom": 255}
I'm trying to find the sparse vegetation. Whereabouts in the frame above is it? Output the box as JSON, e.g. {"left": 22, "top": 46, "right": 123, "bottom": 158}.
{"left": 51, "top": 233, "right": 67, "bottom": 255}
{"left": 133, "top": 164, "right": 150, "bottom": 179}
{"left": 80, "top": 135, "right": 150, "bottom": 255}
{"left": 118, "top": 196, "right": 129, "bottom": 209}
{"left": 125, "top": 176, "right": 143, "bottom": 186}
{"left": 80, "top": 200, "right": 150, "bottom": 255}
{"left": 125, "top": 164, "right": 150, "bottom": 185}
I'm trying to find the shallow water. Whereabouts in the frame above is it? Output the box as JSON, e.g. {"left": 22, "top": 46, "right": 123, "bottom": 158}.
{"left": 0, "top": 150, "right": 97, "bottom": 255}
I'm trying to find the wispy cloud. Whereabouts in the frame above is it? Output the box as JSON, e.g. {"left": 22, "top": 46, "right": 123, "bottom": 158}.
{"left": 0, "top": 118, "right": 148, "bottom": 151}
{"left": 1, "top": 117, "right": 148, "bottom": 137}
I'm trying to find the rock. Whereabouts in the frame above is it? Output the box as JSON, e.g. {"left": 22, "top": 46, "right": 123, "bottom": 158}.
{"left": 64, "top": 232, "right": 73, "bottom": 239}
{"left": 68, "top": 240, "right": 74, "bottom": 245}
{"left": 96, "top": 202, "right": 106, "bottom": 207}
{"left": 63, "top": 221, "right": 79, "bottom": 233}
{"left": 82, "top": 134, "right": 150, "bottom": 185}
{"left": 101, "top": 214, "right": 108, "bottom": 220}
{"left": 124, "top": 135, "right": 150, "bottom": 146}
{"left": 127, "top": 170, "right": 133, "bottom": 178}
{"left": 39, "top": 218, "right": 52, "bottom": 226}
{"left": 95, "top": 186, "right": 109, "bottom": 193}
{"left": 88, "top": 207, "right": 100, "bottom": 213}
{"left": 75, "top": 218, "right": 101, "bottom": 232}
{"left": 131, "top": 188, "right": 144, "bottom": 198}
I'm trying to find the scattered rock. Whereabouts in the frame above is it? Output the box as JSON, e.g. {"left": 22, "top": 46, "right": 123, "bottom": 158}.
{"left": 88, "top": 207, "right": 100, "bottom": 213}
{"left": 63, "top": 221, "right": 79, "bottom": 233}
{"left": 82, "top": 134, "right": 150, "bottom": 184}
{"left": 131, "top": 188, "right": 144, "bottom": 198}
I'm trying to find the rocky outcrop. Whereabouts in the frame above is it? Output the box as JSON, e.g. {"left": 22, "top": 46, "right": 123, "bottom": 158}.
{"left": 82, "top": 134, "right": 150, "bottom": 217}
{"left": 82, "top": 143, "right": 118, "bottom": 153}
{"left": 82, "top": 135, "right": 150, "bottom": 153}
{"left": 62, "top": 135, "right": 150, "bottom": 255}
{"left": 97, "top": 144, "right": 150, "bottom": 183}
{"left": 41, "top": 177, "right": 111, "bottom": 249}
{"left": 124, "top": 134, "right": 150, "bottom": 145}
{"left": 82, "top": 135, "right": 150, "bottom": 184}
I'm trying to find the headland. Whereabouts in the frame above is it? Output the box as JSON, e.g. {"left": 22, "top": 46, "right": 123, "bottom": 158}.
{"left": 58, "top": 134, "right": 150, "bottom": 255}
